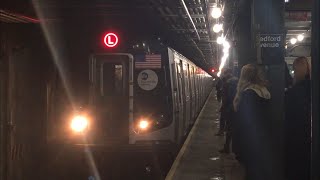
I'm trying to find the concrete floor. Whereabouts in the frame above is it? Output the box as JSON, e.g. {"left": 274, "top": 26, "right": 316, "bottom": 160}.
{"left": 166, "top": 91, "right": 245, "bottom": 180}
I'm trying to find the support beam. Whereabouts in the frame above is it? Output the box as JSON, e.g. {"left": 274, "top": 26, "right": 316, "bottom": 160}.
{"left": 162, "top": 14, "right": 206, "bottom": 18}
{"left": 253, "top": 1, "right": 286, "bottom": 180}
{"left": 235, "top": 0, "right": 286, "bottom": 179}
{"left": 311, "top": 0, "right": 320, "bottom": 179}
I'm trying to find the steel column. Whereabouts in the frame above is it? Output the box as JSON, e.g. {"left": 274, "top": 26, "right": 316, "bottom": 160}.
{"left": 236, "top": 0, "right": 286, "bottom": 179}
{"left": 311, "top": 0, "right": 320, "bottom": 179}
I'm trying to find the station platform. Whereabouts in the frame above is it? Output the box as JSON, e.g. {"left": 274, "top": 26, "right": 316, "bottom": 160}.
{"left": 165, "top": 91, "right": 245, "bottom": 180}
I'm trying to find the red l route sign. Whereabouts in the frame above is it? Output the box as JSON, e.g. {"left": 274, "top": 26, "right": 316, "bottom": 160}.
{"left": 103, "top": 33, "right": 119, "bottom": 48}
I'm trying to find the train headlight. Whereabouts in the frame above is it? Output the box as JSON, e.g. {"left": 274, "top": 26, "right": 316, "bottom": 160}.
{"left": 138, "top": 120, "right": 150, "bottom": 130}
{"left": 70, "top": 115, "right": 88, "bottom": 133}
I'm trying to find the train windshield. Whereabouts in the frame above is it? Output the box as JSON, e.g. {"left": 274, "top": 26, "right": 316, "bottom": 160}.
{"left": 101, "top": 63, "right": 124, "bottom": 96}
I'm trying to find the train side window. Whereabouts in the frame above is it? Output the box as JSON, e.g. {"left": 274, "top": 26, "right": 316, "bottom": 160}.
{"left": 185, "top": 64, "right": 189, "bottom": 87}
{"left": 187, "top": 64, "right": 191, "bottom": 91}
{"left": 171, "top": 63, "right": 177, "bottom": 90}
{"left": 190, "top": 66, "right": 194, "bottom": 94}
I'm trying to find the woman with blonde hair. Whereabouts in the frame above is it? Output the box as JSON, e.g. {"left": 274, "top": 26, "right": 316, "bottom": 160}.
{"left": 284, "top": 56, "right": 311, "bottom": 180}
{"left": 233, "top": 64, "right": 270, "bottom": 111}
{"left": 232, "top": 64, "right": 272, "bottom": 180}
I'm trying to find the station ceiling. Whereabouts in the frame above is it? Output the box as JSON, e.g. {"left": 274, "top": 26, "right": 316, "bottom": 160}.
{"left": 0, "top": 0, "right": 313, "bottom": 69}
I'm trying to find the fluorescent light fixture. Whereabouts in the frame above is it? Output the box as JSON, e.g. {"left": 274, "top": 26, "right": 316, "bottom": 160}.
{"left": 217, "top": 35, "right": 225, "bottom": 44}
{"left": 297, "top": 34, "right": 304, "bottom": 41}
{"left": 223, "top": 41, "right": 230, "bottom": 49}
{"left": 211, "top": 7, "right": 222, "bottom": 19}
{"left": 290, "top": 38, "right": 297, "bottom": 45}
{"left": 213, "top": 24, "right": 223, "bottom": 33}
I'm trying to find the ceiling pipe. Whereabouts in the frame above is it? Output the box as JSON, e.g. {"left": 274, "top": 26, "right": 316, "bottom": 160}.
{"left": 180, "top": 0, "right": 201, "bottom": 40}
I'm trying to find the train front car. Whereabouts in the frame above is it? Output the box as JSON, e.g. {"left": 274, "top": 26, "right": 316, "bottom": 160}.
{"left": 46, "top": 39, "right": 213, "bottom": 179}
{"left": 86, "top": 44, "right": 213, "bottom": 150}
{"left": 85, "top": 44, "right": 214, "bottom": 150}
{"left": 88, "top": 44, "right": 176, "bottom": 151}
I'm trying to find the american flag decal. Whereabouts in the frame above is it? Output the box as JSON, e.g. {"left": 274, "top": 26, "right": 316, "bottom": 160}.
{"left": 135, "top": 54, "right": 162, "bottom": 69}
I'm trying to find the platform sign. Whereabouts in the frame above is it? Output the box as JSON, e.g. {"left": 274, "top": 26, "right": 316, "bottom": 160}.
{"left": 103, "top": 33, "right": 118, "bottom": 48}
{"left": 259, "top": 34, "right": 284, "bottom": 64}
{"left": 260, "top": 34, "right": 282, "bottom": 48}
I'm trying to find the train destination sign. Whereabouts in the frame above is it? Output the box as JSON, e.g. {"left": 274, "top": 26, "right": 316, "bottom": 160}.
{"left": 103, "top": 32, "right": 119, "bottom": 48}
{"left": 260, "top": 34, "right": 283, "bottom": 48}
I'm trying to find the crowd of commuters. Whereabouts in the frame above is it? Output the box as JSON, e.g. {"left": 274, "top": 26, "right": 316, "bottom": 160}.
{"left": 215, "top": 57, "right": 311, "bottom": 180}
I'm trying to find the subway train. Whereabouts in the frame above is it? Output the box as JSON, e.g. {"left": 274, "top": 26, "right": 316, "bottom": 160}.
{"left": 47, "top": 43, "right": 214, "bottom": 151}
{"left": 44, "top": 38, "right": 214, "bottom": 179}
{"left": 1, "top": 23, "right": 213, "bottom": 179}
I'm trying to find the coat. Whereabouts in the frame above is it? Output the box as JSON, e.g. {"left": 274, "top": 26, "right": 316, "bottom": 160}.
{"left": 284, "top": 79, "right": 311, "bottom": 180}
{"left": 233, "top": 86, "right": 272, "bottom": 180}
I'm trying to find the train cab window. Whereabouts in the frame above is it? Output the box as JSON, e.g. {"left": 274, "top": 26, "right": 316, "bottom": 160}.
{"left": 101, "top": 63, "right": 124, "bottom": 96}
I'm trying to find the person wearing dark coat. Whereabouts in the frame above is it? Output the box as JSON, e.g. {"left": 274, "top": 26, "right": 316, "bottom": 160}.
{"left": 216, "top": 77, "right": 223, "bottom": 102}
{"left": 219, "top": 75, "right": 238, "bottom": 154}
{"left": 216, "top": 69, "right": 232, "bottom": 136}
{"left": 233, "top": 64, "right": 273, "bottom": 180}
{"left": 284, "top": 56, "right": 311, "bottom": 180}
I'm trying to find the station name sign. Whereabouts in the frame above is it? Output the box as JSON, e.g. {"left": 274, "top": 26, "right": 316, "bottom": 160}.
{"left": 258, "top": 34, "right": 284, "bottom": 65}
{"left": 260, "top": 34, "right": 283, "bottom": 48}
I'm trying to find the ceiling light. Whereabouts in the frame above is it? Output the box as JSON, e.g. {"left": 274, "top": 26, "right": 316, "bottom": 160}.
{"left": 223, "top": 41, "right": 230, "bottom": 49}
{"left": 213, "top": 24, "right": 223, "bottom": 33}
{"left": 211, "top": 7, "right": 222, "bottom": 19}
{"left": 223, "top": 47, "right": 229, "bottom": 53}
{"left": 297, "top": 34, "right": 304, "bottom": 41}
{"left": 217, "top": 40, "right": 231, "bottom": 77}
{"left": 217, "top": 36, "right": 225, "bottom": 44}
{"left": 290, "top": 38, "right": 297, "bottom": 45}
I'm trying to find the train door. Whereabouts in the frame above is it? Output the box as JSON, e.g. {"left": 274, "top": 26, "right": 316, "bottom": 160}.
{"left": 192, "top": 67, "right": 198, "bottom": 118}
{"left": 195, "top": 68, "right": 200, "bottom": 114}
{"left": 90, "top": 54, "right": 132, "bottom": 143}
{"left": 176, "top": 62, "right": 184, "bottom": 142}
{"left": 185, "top": 64, "right": 192, "bottom": 126}
{"left": 190, "top": 66, "right": 195, "bottom": 121}
{"left": 179, "top": 61, "right": 188, "bottom": 135}
{"left": 194, "top": 68, "right": 198, "bottom": 114}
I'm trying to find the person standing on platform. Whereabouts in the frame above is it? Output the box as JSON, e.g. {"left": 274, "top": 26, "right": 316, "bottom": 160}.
{"left": 233, "top": 64, "right": 272, "bottom": 180}
{"left": 284, "top": 56, "right": 311, "bottom": 180}
{"left": 219, "top": 72, "right": 238, "bottom": 154}
{"left": 215, "top": 69, "right": 232, "bottom": 136}
{"left": 216, "top": 77, "right": 223, "bottom": 103}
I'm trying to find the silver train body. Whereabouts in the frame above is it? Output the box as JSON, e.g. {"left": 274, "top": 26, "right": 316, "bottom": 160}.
{"left": 1, "top": 24, "right": 213, "bottom": 179}
{"left": 48, "top": 48, "right": 213, "bottom": 151}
